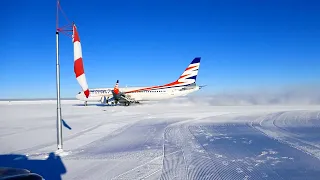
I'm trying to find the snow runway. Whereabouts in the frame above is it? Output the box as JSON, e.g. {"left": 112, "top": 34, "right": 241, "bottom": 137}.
{"left": 1, "top": 100, "right": 320, "bottom": 179}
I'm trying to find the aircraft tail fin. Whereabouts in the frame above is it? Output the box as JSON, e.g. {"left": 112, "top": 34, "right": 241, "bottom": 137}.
{"left": 113, "top": 80, "right": 120, "bottom": 94}
{"left": 176, "top": 57, "right": 201, "bottom": 85}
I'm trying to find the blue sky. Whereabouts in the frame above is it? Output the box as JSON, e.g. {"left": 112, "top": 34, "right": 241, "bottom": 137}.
{"left": 1, "top": 0, "right": 320, "bottom": 98}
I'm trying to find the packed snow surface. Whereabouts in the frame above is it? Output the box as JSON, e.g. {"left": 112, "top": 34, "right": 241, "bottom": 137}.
{"left": 1, "top": 98, "right": 320, "bottom": 180}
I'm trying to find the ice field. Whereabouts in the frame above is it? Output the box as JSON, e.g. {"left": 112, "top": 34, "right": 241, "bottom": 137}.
{"left": 1, "top": 98, "right": 320, "bottom": 180}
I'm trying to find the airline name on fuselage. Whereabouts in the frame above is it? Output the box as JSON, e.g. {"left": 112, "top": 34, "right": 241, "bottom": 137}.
{"left": 90, "top": 89, "right": 112, "bottom": 94}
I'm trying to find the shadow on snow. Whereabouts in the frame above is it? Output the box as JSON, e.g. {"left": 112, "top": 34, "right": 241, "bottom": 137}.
{"left": 0, "top": 152, "right": 67, "bottom": 180}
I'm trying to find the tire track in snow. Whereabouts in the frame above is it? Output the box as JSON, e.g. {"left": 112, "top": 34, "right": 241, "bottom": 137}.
{"left": 189, "top": 122, "right": 284, "bottom": 180}
{"left": 160, "top": 116, "right": 227, "bottom": 180}
{"left": 68, "top": 118, "right": 182, "bottom": 179}
{"left": 160, "top": 125, "right": 188, "bottom": 180}
{"left": 111, "top": 150, "right": 180, "bottom": 180}
{"left": 273, "top": 111, "right": 320, "bottom": 142}
{"left": 167, "top": 112, "right": 320, "bottom": 180}
{"left": 186, "top": 125, "right": 224, "bottom": 180}
{"left": 63, "top": 117, "right": 163, "bottom": 180}
{"left": 251, "top": 111, "right": 320, "bottom": 160}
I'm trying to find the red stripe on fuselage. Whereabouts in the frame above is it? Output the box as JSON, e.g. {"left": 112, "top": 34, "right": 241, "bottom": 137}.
{"left": 125, "top": 80, "right": 183, "bottom": 93}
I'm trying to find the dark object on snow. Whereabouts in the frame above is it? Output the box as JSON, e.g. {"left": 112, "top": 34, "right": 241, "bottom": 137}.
{"left": 0, "top": 167, "right": 43, "bottom": 180}
{"left": 0, "top": 153, "right": 66, "bottom": 180}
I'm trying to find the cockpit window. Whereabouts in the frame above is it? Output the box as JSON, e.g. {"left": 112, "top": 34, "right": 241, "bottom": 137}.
{"left": 78, "top": 92, "right": 81, "bottom": 94}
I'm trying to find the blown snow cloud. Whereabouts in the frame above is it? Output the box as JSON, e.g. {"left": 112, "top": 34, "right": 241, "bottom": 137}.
{"left": 163, "top": 84, "right": 320, "bottom": 106}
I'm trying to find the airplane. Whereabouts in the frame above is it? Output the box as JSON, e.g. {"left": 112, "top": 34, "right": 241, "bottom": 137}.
{"left": 76, "top": 57, "right": 206, "bottom": 106}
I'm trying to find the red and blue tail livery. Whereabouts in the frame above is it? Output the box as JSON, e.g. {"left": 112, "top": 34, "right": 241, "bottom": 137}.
{"left": 177, "top": 57, "right": 201, "bottom": 85}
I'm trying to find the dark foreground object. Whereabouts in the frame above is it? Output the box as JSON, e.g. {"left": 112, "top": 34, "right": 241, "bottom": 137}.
{"left": 0, "top": 153, "right": 66, "bottom": 180}
{"left": 0, "top": 167, "right": 43, "bottom": 180}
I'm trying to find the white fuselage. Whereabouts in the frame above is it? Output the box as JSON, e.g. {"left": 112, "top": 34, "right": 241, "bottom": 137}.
{"left": 76, "top": 85, "right": 200, "bottom": 102}
{"left": 75, "top": 57, "right": 203, "bottom": 104}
